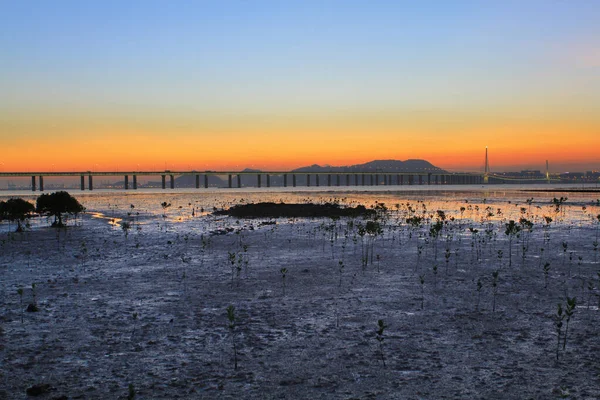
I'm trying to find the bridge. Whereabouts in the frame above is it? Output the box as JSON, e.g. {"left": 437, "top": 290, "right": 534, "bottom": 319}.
{"left": 0, "top": 170, "right": 484, "bottom": 191}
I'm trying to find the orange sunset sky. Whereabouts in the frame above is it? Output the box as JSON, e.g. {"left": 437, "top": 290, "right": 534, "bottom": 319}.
{"left": 1, "top": 2, "right": 599, "bottom": 173}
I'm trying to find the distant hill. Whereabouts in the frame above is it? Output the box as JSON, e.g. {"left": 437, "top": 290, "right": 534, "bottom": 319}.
{"left": 293, "top": 159, "right": 445, "bottom": 173}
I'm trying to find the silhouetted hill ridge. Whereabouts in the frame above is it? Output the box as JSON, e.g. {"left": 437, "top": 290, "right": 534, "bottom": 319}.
{"left": 293, "top": 159, "right": 445, "bottom": 173}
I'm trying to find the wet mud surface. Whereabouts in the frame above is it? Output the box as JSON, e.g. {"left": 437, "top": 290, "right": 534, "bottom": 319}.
{"left": 1, "top": 198, "right": 600, "bottom": 399}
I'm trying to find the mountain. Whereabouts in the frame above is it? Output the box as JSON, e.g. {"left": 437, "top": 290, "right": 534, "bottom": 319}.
{"left": 293, "top": 159, "right": 445, "bottom": 173}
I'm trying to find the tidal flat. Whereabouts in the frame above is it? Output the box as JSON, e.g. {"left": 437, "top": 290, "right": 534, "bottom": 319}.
{"left": 1, "top": 187, "right": 600, "bottom": 399}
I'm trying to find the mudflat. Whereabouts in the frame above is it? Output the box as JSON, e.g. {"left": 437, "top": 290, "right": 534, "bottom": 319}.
{"left": 1, "top": 198, "right": 599, "bottom": 399}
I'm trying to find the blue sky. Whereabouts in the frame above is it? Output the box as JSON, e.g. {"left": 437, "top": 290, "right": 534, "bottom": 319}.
{"left": 1, "top": 1, "right": 599, "bottom": 171}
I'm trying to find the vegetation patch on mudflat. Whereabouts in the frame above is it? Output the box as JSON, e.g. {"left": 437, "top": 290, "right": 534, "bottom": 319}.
{"left": 214, "top": 202, "right": 376, "bottom": 218}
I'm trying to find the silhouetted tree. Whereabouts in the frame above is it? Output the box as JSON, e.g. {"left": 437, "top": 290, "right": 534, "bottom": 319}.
{"left": 36, "top": 191, "right": 84, "bottom": 227}
{"left": 0, "top": 198, "right": 35, "bottom": 232}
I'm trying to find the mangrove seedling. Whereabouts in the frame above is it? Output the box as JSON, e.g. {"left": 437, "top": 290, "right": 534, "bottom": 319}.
{"left": 226, "top": 305, "right": 238, "bottom": 370}
{"left": 127, "top": 384, "right": 135, "bottom": 400}
{"left": 543, "top": 262, "right": 551, "bottom": 289}
{"left": 280, "top": 267, "right": 288, "bottom": 296}
{"left": 228, "top": 252, "right": 237, "bottom": 287}
{"left": 562, "top": 297, "right": 576, "bottom": 351}
{"left": 554, "top": 303, "right": 564, "bottom": 361}
{"left": 476, "top": 279, "right": 483, "bottom": 312}
{"left": 131, "top": 312, "right": 138, "bottom": 340}
{"left": 25, "top": 283, "right": 39, "bottom": 312}
{"left": 375, "top": 319, "right": 387, "bottom": 368}
{"left": 504, "top": 220, "right": 521, "bottom": 267}
{"left": 419, "top": 275, "right": 425, "bottom": 310}
{"left": 552, "top": 196, "right": 568, "bottom": 216}
{"left": 491, "top": 271, "right": 499, "bottom": 312}
{"left": 17, "top": 287, "right": 24, "bottom": 322}
{"left": 121, "top": 221, "right": 131, "bottom": 239}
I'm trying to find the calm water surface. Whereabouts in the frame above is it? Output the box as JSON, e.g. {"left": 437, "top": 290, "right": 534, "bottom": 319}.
{"left": 2, "top": 184, "right": 599, "bottom": 234}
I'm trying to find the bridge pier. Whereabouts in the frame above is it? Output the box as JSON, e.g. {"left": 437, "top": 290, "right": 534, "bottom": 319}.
{"left": 38, "top": 176, "right": 44, "bottom": 191}
{"left": 375, "top": 174, "right": 379, "bottom": 186}
{"left": 257, "top": 174, "right": 261, "bottom": 188}
{"left": 228, "top": 174, "right": 232, "bottom": 188}
{"left": 204, "top": 175, "right": 208, "bottom": 188}
{"left": 307, "top": 174, "right": 311, "bottom": 187}
{"left": 81, "top": 175, "right": 85, "bottom": 190}
{"left": 316, "top": 174, "right": 319, "bottom": 187}
{"left": 237, "top": 174, "right": 241, "bottom": 188}
{"left": 124, "top": 175, "right": 129, "bottom": 190}
{"left": 283, "top": 174, "right": 288, "bottom": 187}
{"left": 361, "top": 175, "right": 365, "bottom": 186}
{"left": 346, "top": 174, "right": 350, "bottom": 186}
{"left": 266, "top": 174, "right": 270, "bottom": 187}
{"left": 161, "top": 175, "right": 166, "bottom": 189}
{"left": 31, "top": 176, "right": 36, "bottom": 191}
{"left": 133, "top": 175, "right": 137, "bottom": 189}
{"left": 327, "top": 174, "right": 331, "bottom": 186}
{"left": 336, "top": 174, "right": 340, "bottom": 186}
{"left": 88, "top": 175, "right": 93, "bottom": 190}
{"left": 196, "top": 175, "right": 200, "bottom": 189}
{"left": 292, "top": 174, "right": 296, "bottom": 187}
{"left": 170, "top": 175, "right": 174, "bottom": 189}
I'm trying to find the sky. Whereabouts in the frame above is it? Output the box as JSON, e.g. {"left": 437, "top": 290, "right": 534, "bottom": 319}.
{"left": 1, "top": 1, "right": 599, "bottom": 173}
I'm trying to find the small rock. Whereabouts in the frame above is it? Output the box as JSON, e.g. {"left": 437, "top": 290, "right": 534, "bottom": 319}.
{"left": 26, "top": 304, "right": 39, "bottom": 312}
{"left": 26, "top": 383, "right": 51, "bottom": 396}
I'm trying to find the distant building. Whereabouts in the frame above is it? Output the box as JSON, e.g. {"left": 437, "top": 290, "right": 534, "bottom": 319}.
{"left": 520, "top": 170, "right": 544, "bottom": 178}
{"left": 560, "top": 172, "right": 585, "bottom": 180}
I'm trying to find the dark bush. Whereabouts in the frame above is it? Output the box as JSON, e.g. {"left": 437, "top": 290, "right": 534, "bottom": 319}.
{"left": 36, "top": 191, "right": 85, "bottom": 227}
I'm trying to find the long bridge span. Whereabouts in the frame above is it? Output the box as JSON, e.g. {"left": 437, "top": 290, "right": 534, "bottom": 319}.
{"left": 0, "top": 170, "right": 488, "bottom": 191}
